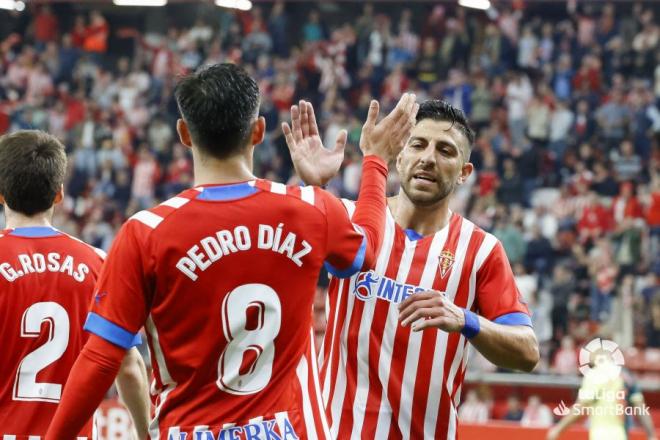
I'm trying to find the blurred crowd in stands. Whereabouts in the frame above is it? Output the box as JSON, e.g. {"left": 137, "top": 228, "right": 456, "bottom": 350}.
{"left": 1, "top": 1, "right": 659, "bottom": 383}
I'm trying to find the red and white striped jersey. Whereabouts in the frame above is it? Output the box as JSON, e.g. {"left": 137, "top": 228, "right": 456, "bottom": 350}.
{"left": 0, "top": 226, "right": 104, "bottom": 439}
{"left": 319, "top": 201, "right": 531, "bottom": 440}
{"left": 86, "top": 180, "right": 375, "bottom": 440}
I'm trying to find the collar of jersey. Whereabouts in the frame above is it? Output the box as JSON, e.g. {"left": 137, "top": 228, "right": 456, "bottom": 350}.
{"left": 8, "top": 226, "right": 62, "bottom": 238}
{"left": 195, "top": 180, "right": 259, "bottom": 201}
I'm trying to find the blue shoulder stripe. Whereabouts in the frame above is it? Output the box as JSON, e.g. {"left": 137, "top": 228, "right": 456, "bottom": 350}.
{"left": 493, "top": 312, "right": 533, "bottom": 327}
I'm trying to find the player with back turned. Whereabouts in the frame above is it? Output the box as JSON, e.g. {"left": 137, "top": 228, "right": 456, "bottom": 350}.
{"left": 286, "top": 99, "right": 540, "bottom": 440}
{"left": 0, "top": 130, "right": 150, "bottom": 439}
{"left": 46, "top": 64, "right": 419, "bottom": 439}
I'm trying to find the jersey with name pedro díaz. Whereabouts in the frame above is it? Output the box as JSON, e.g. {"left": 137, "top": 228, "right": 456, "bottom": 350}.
{"left": 86, "top": 180, "right": 373, "bottom": 440}
{"left": 0, "top": 226, "right": 104, "bottom": 440}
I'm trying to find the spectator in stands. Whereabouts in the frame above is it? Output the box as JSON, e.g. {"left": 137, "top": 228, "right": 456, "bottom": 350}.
{"left": 521, "top": 395, "right": 553, "bottom": 428}
{"left": 33, "top": 6, "right": 59, "bottom": 48}
{"left": 458, "top": 390, "right": 490, "bottom": 424}
{"left": 552, "top": 335, "right": 578, "bottom": 375}
{"left": 503, "top": 395, "right": 524, "bottom": 422}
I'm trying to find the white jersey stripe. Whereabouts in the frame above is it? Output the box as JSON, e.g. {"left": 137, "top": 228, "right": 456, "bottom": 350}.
{"left": 447, "top": 229, "right": 495, "bottom": 400}
{"left": 340, "top": 199, "right": 356, "bottom": 218}
{"left": 309, "top": 329, "right": 332, "bottom": 438}
{"left": 397, "top": 228, "right": 449, "bottom": 437}
{"left": 445, "top": 221, "right": 475, "bottom": 302}
{"left": 321, "top": 278, "right": 344, "bottom": 407}
{"left": 373, "top": 238, "right": 417, "bottom": 437}
{"left": 447, "top": 404, "right": 458, "bottom": 439}
{"left": 295, "top": 354, "right": 318, "bottom": 440}
{"left": 423, "top": 220, "right": 474, "bottom": 438}
{"left": 329, "top": 275, "right": 357, "bottom": 438}
{"left": 3, "top": 436, "right": 16, "bottom": 440}
{"left": 270, "top": 182, "right": 287, "bottom": 195}
{"left": 130, "top": 210, "right": 163, "bottom": 229}
{"left": 146, "top": 315, "right": 176, "bottom": 440}
{"left": 349, "top": 210, "right": 397, "bottom": 439}
{"left": 300, "top": 186, "right": 315, "bottom": 205}
{"left": 160, "top": 196, "right": 191, "bottom": 209}
{"left": 473, "top": 233, "right": 498, "bottom": 273}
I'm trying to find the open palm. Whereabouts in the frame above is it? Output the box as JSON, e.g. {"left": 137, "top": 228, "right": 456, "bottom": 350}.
{"left": 282, "top": 101, "right": 347, "bottom": 187}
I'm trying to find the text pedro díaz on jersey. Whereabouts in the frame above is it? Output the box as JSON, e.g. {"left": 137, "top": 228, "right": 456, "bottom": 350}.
{"left": 176, "top": 224, "right": 313, "bottom": 281}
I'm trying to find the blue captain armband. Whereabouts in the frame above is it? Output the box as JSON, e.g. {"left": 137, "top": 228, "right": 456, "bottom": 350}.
{"left": 84, "top": 313, "right": 142, "bottom": 349}
{"left": 461, "top": 309, "right": 480, "bottom": 339}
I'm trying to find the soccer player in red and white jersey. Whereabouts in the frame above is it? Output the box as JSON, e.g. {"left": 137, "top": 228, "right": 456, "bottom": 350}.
{"left": 46, "top": 64, "right": 419, "bottom": 439}
{"left": 286, "top": 100, "right": 540, "bottom": 440}
{"left": 0, "top": 130, "right": 150, "bottom": 439}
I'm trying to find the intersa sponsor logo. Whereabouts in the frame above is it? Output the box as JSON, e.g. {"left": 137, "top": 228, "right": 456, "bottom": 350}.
{"left": 353, "top": 270, "right": 425, "bottom": 303}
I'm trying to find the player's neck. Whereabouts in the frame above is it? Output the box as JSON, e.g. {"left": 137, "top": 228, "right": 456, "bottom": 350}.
{"left": 4, "top": 207, "right": 54, "bottom": 230}
{"left": 192, "top": 149, "right": 257, "bottom": 186}
{"left": 388, "top": 194, "right": 452, "bottom": 236}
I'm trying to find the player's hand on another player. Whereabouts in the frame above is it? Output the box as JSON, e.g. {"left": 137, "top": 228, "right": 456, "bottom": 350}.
{"left": 360, "top": 92, "right": 419, "bottom": 163}
{"left": 398, "top": 290, "right": 465, "bottom": 332}
{"left": 282, "top": 100, "right": 347, "bottom": 186}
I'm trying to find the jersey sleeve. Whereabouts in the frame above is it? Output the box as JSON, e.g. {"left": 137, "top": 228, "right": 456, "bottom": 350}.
{"left": 475, "top": 241, "right": 532, "bottom": 326}
{"left": 83, "top": 219, "right": 153, "bottom": 349}
{"left": 321, "top": 191, "right": 368, "bottom": 278}
{"left": 321, "top": 155, "right": 388, "bottom": 278}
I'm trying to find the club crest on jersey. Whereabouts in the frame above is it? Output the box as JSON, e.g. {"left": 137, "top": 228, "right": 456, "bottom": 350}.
{"left": 438, "top": 250, "right": 455, "bottom": 278}
{"left": 352, "top": 270, "right": 425, "bottom": 304}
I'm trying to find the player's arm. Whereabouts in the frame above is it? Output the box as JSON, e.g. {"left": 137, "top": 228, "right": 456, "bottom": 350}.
{"left": 398, "top": 242, "right": 539, "bottom": 372}
{"left": 547, "top": 377, "right": 597, "bottom": 440}
{"left": 46, "top": 221, "right": 151, "bottom": 439}
{"left": 546, "top": 401, "right": 586, "bottom": 440}
{"left": 285, "top": 94, "right": 418, "bottom": 277}
{"left": 116, "top": 347, "right": 151, "bottom": 440}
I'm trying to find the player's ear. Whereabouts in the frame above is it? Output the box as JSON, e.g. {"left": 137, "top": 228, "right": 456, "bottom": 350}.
{"left": 457, "top": 162, "right": 474, "bottom": 185}
{"left": 395, "top": 150, "right": 403, "bottom": 174}
{"left": 251, "top": 116, "right": 266, "bottom": 146}
{"left": 53, "top": 185, "right": 64, "bottom": 205}
{"left": 176, "top": 118, "right": 193, "bottom": 148}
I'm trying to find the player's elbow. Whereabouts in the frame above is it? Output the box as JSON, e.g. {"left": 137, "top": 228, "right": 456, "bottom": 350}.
{"left": 116, "top": 348, "right": 146, "bottom": 388}
{"left": 517, "top": 333, "right": 540, "bottom": 372}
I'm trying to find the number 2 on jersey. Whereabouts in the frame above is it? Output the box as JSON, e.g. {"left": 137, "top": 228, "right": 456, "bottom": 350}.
{"left": 13, "top": 302, "right": 70, "bottom": 403}
{"left": 217, "top": 284, "right": 282, "bottom": 395}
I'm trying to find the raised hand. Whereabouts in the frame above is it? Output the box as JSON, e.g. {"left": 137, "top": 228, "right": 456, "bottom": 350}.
{"left": 282, "top": 100, "right": 347, "bottom": 187}
{"left": 360, "top": 93, "right": 419, "bottom": 163}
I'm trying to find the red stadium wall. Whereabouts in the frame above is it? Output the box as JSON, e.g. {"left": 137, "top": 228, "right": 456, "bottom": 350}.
{"left": 459, "top": 422, "right": 653, "bottom": 439}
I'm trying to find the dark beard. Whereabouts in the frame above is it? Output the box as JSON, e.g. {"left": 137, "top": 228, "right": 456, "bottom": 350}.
{"left": 400, "top": 178, "right": 455, "bottom": 207}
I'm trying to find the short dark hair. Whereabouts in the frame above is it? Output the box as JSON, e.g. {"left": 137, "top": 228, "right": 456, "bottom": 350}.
{"left": 416, "top": 100, "right": 475, "bottom": 154}
{"left": 174, "top": 63, "right": 260, "bottom": 159}
{"left": 0, "top": 130, "right": 67, "bottom": 216}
